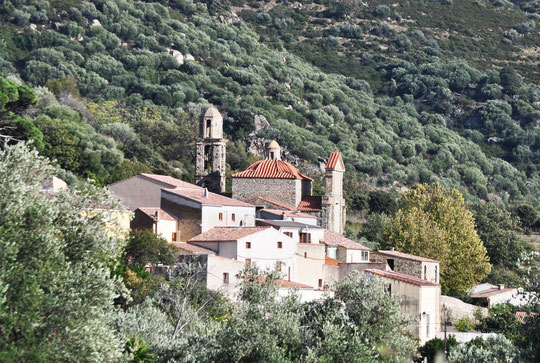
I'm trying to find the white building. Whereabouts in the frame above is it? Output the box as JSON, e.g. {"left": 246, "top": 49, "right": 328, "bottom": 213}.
{"left": 188, "top": 226, "right": 298, "bottom": 282}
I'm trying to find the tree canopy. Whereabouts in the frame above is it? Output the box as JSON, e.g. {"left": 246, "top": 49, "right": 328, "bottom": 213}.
{"left": 383, "top": 183, "right": 491, "bottom": 295}
{"left": 0, "top": 142, "right": 127, "bottom": 361}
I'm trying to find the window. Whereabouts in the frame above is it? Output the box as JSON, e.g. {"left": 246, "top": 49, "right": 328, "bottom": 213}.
{"left": 277, "top": 241, "right": 282, "bottom": 249}
{"left": 276, "top": 261, "right": 282, "bottom": 272}
{"left": 223, "top": 273, "right": 229, "bottom": 284}
{"left": 424, "top": 265, "right": 427, "bottom": 280}
{"left": 318, "top": 279, "right": 323, "bottom": 288}
{"left": 300, "top": 233, "right": 311, "bottom": 244}
{"left": 304, "top": 252, "right": 307, "bottom": 258}
{"left": 232, "top": 213, "right": 236, "bottom": 222}
{"left": 284, "top": 232, "right": 293, "bottom": 238}
{"left": 435, "top": 266, "right": 438, "bottom": 283}
{"left": 270, "top": 151, "right": 274, "bottom": 159}
{"left": 387, "top": 284, "right": 392, "bottom": 294}
{"left": 219, "top": 213, "right": 223, "bottom": 221}
{"left": 246, "top": 258, "right": 251, "bottom": 266}
{"left": 172, "top": 232, "right": 177, "bottom": 242}
{"left": 246, "top": 242, "right": 251, "bottom": 249}
{"left": 361, "top": 251, "right": 369, "bottom": 261}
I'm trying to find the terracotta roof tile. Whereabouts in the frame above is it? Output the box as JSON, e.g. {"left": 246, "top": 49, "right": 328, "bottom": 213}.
{"left": 261, "top": 209, "right": 317, "bottom": 219}
{"left": 325, "top": 256, "right": 340, "bottom": 266}
{"left": 164, "top": 188, "right": 254, "bottom": 207}
{"left": 244, "top": 196, "right": 295, "bottom": 210}
{"left": 322, "top": 230, "right": 370, "bottom": 250}
{"left": 189, "top": 227, "right": 270, "bottom": 242}
{"left": 171, "top": 242, "right": 215, "bottom": 255}
{"left": 376, "top": 250, "right": 439, "bottom": 263}
{"left": 137, "top": 207, "right": 178, "bottom": 221}
{"left": 326, "top": 152, "right": 341, "bottom": 170}
{"left": 232, "top": 159, "right": 313, "bottom": 180}
{"left": 298, "top": 196, "right": 322, "bottom": 211}
{"left": 366, "top": 269, "right": 439, "bottom": 286}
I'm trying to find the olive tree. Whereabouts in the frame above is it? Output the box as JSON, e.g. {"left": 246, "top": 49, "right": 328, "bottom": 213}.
{"left": 0, "top": 142, "right": 127, "bottom": 361}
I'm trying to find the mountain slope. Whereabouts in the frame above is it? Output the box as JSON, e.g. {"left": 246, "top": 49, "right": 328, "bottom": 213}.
{"left": 0, "top": 0, "right": 538, "bottom": 206}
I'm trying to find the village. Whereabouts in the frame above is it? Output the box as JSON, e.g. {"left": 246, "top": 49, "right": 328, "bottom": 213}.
{"left": 78, "top": 107, "right": 523, "bottom": 346}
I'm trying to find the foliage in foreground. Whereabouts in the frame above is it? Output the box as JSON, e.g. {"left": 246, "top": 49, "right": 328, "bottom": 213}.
{"left": 117, "top": 266, "right": 418, "bottom": 362}
{"left": 0, "top": 142, "right": 127, "bottom": 361}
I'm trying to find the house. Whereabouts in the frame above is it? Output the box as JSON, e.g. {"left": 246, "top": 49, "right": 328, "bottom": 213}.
{"left": 132, "top": 207, "right": 179, "bottom": 242}
{"left": 372, "top": 249, "right": 440, "bottom": 284}
{"left": 365, "top": 268, "right": 441, "bottom": 344}
{"left": 114, "top": 173, "right": 257, "bottom": 242}
{"left": 322, "top": 230, "right": 370, "bottom": 263}
{"left": 109, "top": 173, "right": 202, "bottom": 210}
{"left": 469, "top": 283, "right": 520, "bottom": 307}
{"left": 188, "top": 226, "right": 298, "bottom": 282}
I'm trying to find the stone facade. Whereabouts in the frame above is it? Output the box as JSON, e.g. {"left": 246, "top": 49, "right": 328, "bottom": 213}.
{"left": 233, "top": 178, "right": 301, "bottom": 208}
{"left": 161, "top": 198, "right": 202, "bottom": 241}
{"left": 195, "top": 107, "right": 227, "bottom": 193}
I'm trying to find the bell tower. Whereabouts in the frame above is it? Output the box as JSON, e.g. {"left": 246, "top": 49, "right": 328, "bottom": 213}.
{"left": 322, "top": 152, "right": 346, "bottom": 234}
{"left": 195, "top": 107, "right": 227, "bottom": 193}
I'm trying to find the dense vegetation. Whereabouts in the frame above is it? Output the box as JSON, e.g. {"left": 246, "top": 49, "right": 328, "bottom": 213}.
{"left": 2, "top": 142, "right": 539, "bottom": 362}
{"left": 0, "top": 0, "right": 538, "bottom": 207}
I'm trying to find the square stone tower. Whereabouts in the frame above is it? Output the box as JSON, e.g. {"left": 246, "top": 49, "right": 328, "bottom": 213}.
{"left": 322, "top": 152, "right": 346, "bottom": 234}
{"left": 195, "top": 107, "right": 227, "bottom": 193}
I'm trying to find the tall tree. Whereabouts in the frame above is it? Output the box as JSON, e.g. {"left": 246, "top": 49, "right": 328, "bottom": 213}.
{"left": 0, "top": 142, "right": 127, "bottom": 361}
{"left": 383, "top": 183, "right": 491, "bottom": 295}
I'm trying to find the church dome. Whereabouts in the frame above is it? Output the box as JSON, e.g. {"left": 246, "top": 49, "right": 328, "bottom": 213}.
{"left": 232, "top": 159, "right": 313, "bottom": 180}
{"left": 268, "top": 140, "right": 280, "bottom": 149}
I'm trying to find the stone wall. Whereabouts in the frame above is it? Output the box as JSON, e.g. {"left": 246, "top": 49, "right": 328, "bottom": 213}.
{"left": 371, "top": 252, "right": 423, "bottom": 278}
{"left": 195, "top": 139, "right": 226, "bottom": 193}
{"left": 161, "top": 198, "right": 202, "bottom": 241}
{"left": 232, "top": 178, "right": 300, "bottom": 208}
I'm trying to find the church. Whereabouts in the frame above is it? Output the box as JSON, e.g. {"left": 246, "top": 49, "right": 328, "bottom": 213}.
{"left": 195, "top": 107, "right": 346, "bottom": 234}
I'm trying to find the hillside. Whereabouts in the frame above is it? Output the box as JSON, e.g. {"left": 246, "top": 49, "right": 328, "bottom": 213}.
{"left": 0, "top": 0, "right": 538, "bottom": 206}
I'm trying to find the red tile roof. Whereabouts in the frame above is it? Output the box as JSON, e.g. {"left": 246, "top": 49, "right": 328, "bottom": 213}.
{"left": 366, "top": 269, "right": 440, "bottom": 286}
{"left": 171, "top": 242, "right": 215, "bottom": 255}
{"left": 322, "top": 230, "right": 370, "bottom": 250}
{"left": 298, "top": 196, "right": 322, "bottom": 211}
{"left": 325, "top": 256, "right": 340, "bottom": 266}
{"left": 232, "top": 159, "right": 313, "bottom": 180}
{"left": 137, "top": 207, "right": 178, "bottom": 221}
{"left": 376, "top": 250, "right": 439, "bottom": 263}
{"left": 164, "top": 188, "right": 254, "bottom": 207}
{"left": 326, "top": 152, "right": 342, "bottom": 170}
{"left": 140, "top": 173, "right": 202, "bottom": 189}
{"left": 244, "top": 196, "right": 295, "bottom": 210}
{"left": 188, "top": 227, "right": 270, "bottom": 242}
{"left": 261, "top": 209, "right": 317, "bottom": 219}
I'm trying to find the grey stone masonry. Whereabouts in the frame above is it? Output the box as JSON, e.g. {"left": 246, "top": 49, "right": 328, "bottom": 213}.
{"left": 195, "top": 107, "right": 227, "bottom": 193}
{"left": 232, "top": 178, "right": 301, "bottom": 209}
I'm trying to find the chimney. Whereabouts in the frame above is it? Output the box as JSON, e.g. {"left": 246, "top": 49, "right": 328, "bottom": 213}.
{"left": 155, "top": 210, "right": 160, "bottom": 220}
{"left": 498, "top": 284, "right": 504, "bottom": 290}
{"left": 391, "top": 247, "right": 395, "bottom": 251}
{"left": 204, "top": 188, "right": 208, "bottom": 198}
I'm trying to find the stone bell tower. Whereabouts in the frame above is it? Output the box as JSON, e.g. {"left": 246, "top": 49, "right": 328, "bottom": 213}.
{"left": 322, "top": 152, "right": 346, "bottom": 234}
{"left": 195, "top": 107, "right": 227, "bottom": 193}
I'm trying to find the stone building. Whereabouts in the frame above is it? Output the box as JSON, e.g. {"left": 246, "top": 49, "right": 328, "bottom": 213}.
{"left": 231, "top": 140, "right": 346, "bottom": 233}
{"left": 195, "top": 107, "right": 227, "bottom": 193}
{"left": 372, "top": 250, "right": 440, "bottom": 284}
